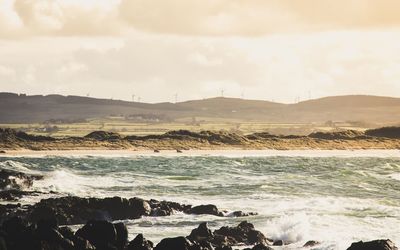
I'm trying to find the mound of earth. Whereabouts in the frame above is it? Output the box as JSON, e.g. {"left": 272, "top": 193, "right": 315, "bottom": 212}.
{"left": 0, "top": 128, "right": 54, "bottom": 143}
{"left": 127, "top": 130, "right": 249, "bottom": 145}
{"left": 84, "top": 131, "right": 122, "bottom": 141}
{"left": 365, "top": 127, "right": 400, "bottom": 139}
{"left": 308, "top": 130, "right": 366, "bottom": 140}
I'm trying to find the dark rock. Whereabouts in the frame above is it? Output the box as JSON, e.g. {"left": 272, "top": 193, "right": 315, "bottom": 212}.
{"left": 0, "top": 150, "right": 5, "bottom": 154}
{"left": 213, "top": 221, "right": 267, "bottom": 246}
{"left": 127, "top": 234, "right": 154, "bottom": 250}
{"left": 75, "top": 220, "right": 117, "bottom": 249}
{"left": 0, "top": 189, "right": 42, "bottom": 201}
{"left": 347, "top": 239, "right": 398, "bottom": 250}
{"left": 149, "top": 199, "right": 191, "bottom": 216}
{"left": 231, "top": 211, "right": 258, "bottom": 217}
{"left": 215, "top": 246, "right": 232, "bottom": 250}
{"left": 0, "top": 236, "right": 7, "bottom": 250}
{"left": 303, "top": 240, "right": 320, "bottom": 247}
{"left": 187, "top": 222, "right": 213, "bottom": 242}
{"left": 244, "top": 244, "right": 273, "bottom": 250}
{"left": 154, "top": 149, "right": 160, "bottom": 153}
{"left": 272, "top": 239, "right": 284, "bottom": 246}
{"left": 59, "top": 226, "right": 75, "bottom": 240}
{"left": 28, "top": 196, "right": 153, "bottom": 225}
{"left": 73, "top": 236, "right": 96, "bottom": 250}
{"left": 189, "top": 205, "right": 222, "bottom": 216}
{"left": 197, "top": 240, "right": 213, "bottom": 250}
{"left": 154, "top": 236, "right": 193, "bottom": 250}
{"left": 176, "top": 149, "right": 183, "bottom": 153}
{"left": 0, "top": 169, "right": 43, "bottom": 190}
{"left": 129, "top": 197, "right": 152, "bottom": 218}
{"left": 114, "top": 222, "right": 128, "bottom": 249}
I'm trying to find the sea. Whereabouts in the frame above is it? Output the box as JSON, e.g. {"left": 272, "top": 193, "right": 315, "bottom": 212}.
{"left": 1, "top": 151, "right": 400, "bottom": 249}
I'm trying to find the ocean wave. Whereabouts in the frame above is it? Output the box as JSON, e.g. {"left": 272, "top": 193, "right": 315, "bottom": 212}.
{"left": 0, "top": 160, "right": 39, "bottom": 174}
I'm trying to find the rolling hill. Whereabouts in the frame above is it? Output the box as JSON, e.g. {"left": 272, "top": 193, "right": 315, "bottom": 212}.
{"left": 0, "top": 92, "right": 399, "bottom": 125}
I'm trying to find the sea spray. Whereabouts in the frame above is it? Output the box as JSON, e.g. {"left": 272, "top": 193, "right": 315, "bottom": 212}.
{"left": 0, "top": 155, "right": 399, "bottom": 248}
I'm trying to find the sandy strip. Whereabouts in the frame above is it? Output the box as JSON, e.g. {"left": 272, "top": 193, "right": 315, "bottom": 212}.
{"left": 1, "top": 149, "right": 400, "bottom": 158}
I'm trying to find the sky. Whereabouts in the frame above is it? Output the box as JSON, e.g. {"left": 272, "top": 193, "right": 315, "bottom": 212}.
{"left": 0, "top": 0, "right": 400, "bottom": 103}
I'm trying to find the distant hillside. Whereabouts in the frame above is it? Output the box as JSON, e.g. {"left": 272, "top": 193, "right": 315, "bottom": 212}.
{"left": 0, "top": 92, "right": 400, "bottom": 125}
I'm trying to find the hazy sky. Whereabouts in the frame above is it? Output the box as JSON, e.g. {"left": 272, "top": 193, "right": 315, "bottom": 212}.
{"left": 1, "top": 0, "right": 400, "bottom": 103}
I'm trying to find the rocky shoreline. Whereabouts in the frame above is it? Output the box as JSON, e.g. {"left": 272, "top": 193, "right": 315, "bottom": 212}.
{"left": 1, "top": 127, "right": 400, "bottom": 151}
{"left": 0, "top": 168, "right": 398, "bottom": 249}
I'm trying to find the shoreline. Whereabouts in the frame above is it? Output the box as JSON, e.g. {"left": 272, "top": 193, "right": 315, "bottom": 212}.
{"left": 1, "top": 148, "right": 400, "bottom": 158}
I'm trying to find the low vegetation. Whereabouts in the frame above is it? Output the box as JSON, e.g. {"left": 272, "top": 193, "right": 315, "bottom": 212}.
{"left": 1, "top": 127, "right": 400, "bottom": 151}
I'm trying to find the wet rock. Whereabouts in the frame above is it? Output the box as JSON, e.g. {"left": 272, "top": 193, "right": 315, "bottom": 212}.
{"left": 28, "top": 196, "right": 153, "bottom": 225}
{"left": 215, "top": 246, "right": 232, "bottom": 250}
{"left": 1, "top": 216, "right": 78, "bottom": 250}
{"left": 59, "top": 226, "right": 75, "bottom": 240}
{"left": 0, "top": 189, "right": 42, "bottom": 201}
{"left": 272, "top": 239, "right": 284, "bottom": 246}
{"left": 127, "top": 234, "right": 154, "bottom": 250}
{"left": 154, "top": 236, "right": 193, "bottom": 250}
{"left": 303, "top": 240, "right": 320, "bottom": 247}
{"left": 114, "top": 222, "right": 128, "bottom": 249}
{"left": 347, "top": 239, "right": 398, "bottom": 250}
{"left": 73, "top": 236, "right": 96, "bottom": 250}
{"left": 75, "top": 220, "right": 118, "bottom": 249}
{"left": 189, "top": 205, "right": 222, "bottom": 216}
{"left": 149, "top": 199, "right": 191, "bottom": 216}
{"left": 129, "top": 197, "right": 152, "bottom": 218}
{"left": 212, "top": 221, "right": 267, "bottom": 246}
{"left": 0, "top": 169, "right": 43, "bottom": 190}
{"left": 244, "top": 244, "right": 273, "bottom": 250}
{"left": 231, "top": 211, "right": 258, "bottom": 217}
{"left": 187, "top": 222, "right": 213, "bottom": 242}
{"left": 0, "top": 150, "right": 5, "bottom": 154}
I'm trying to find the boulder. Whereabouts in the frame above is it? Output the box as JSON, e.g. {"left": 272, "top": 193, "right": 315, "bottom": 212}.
{"left": 347, "top": 239, "right": 398, "bottom": 250}
{"left": 303, "top": 240, "right": 320, "bottom": 247}
{"left": 114, "top": 222, "right": 128, "bottom": 249}
{"left": 0, "top": 169, "right": 43, "bottom": 190}
{"left": 244, "top": 244, "right": 273, "bottom": 250}
{"left": 127, "top": 234, "right": 154, "bottom": 250}
{"left": 129, "top": 197, "right": 152, "bottom": 218}
{"left": 154, "top": 236, "right": 193, "bottom": 250}
{"left": 189, "top": 205, "right": 222, "bottom": 216}
{"left": 187, "top": 222, "right": 213, "bottom": 242}
{"left": 231, "top": 211, "right": 258, "bottom": 217}
{"left": 75, "top": 220, "right": 117, "bottom": 249}
{"left": 212, "top": 221, "right": 267, "bottom": 246}
{"left": 272, "top": 239, "right": 284, "bottom": 246}
{"left": 149, "top": 199, "right": 191, "bottom": 216}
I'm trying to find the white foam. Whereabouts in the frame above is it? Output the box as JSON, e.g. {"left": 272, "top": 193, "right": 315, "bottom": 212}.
{"left": 267, "top": 213, "right": 310, "bottom": 244}
{"left": 0, "top": 160, "right": 40, "bottom": 174}
{"left": 389, "top": 173, "right": 400, "bottom": 181}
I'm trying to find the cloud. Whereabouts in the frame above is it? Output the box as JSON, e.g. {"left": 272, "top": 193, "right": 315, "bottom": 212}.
{"left": 0, "top": 0, "right": 120, "bottom": 38}
{"left": 1, "top": 0, "right": 400, "bottom": 38}
{"left": 1, "top": 30, "right": 400, "bottom": 102}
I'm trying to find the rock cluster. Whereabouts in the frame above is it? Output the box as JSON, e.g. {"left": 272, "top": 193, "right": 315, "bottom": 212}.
{"left": 0, "top": 196, "right": 256, "bottom": 225}
{"left": 1, "top": 217, "right": 396, "bottom": 250}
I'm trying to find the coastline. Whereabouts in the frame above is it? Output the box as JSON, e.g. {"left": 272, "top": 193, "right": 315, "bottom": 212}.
{"left": 2, "top": 148, "right": 400, "bottom": 158}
